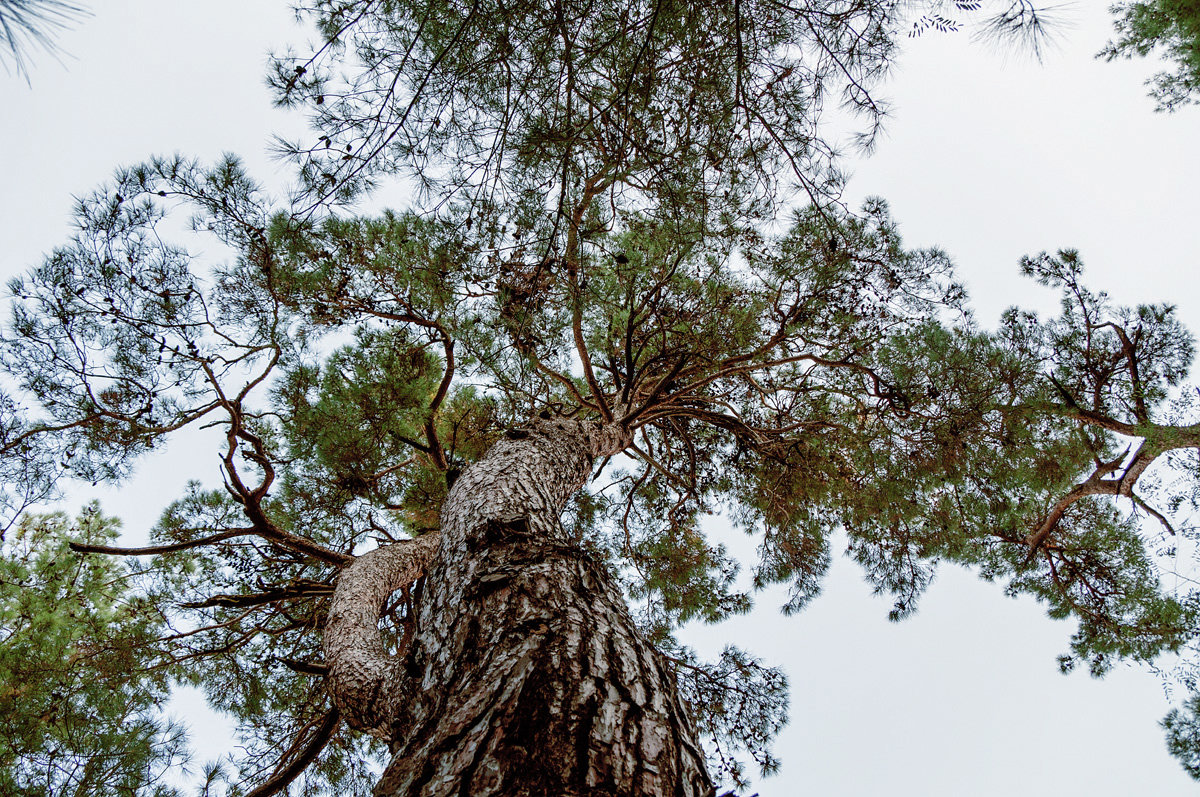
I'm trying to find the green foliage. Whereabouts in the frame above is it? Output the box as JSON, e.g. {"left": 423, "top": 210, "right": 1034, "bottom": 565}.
{"left": 666, "top": 642, "right": 788, "bottom": 790}
{"left": 279, "top": 328, "right": 441, "bottom": 488}
{"left": 1104, "top": 0, "right": 1200, "bottom": 110}
{"left": 274, "top": 0, "right": 908, "bottom": 221}
{"left": 0, "top": 0, "right": 88, "bottom": 80}
{"left": 0, "top": 504, "right": 185, "bottom": 796}
{"left": 7, "top": 1, "right": 1200, "bottom": 791}
{"left": 1164, "top": 692, "right": 1200, "bottom": 778}
{"left": 0, "top": 390, "right": 61, "bottom": 532}
{"left": 274, "top": 328, "right": 502, "bottom": 535}
{"left": 612, "top": 467, "right": 752, "bottom": 637}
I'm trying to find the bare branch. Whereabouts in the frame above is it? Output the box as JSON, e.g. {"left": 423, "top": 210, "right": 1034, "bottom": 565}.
{"left": 245, "top": 707, "right": 341, "bottom": 797}
{"left": 68, "top": 528, "right": 255, "bottom": 557}
{"left": 181, "top": 579, "right": 335, "bottom": 609}
{"left": 324, "top": 533, "right": 440, "bottom": 739}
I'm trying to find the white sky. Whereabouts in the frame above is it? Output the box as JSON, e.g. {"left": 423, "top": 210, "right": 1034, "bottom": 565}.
{"left": 3, "top": 2, "right": 1199, "bottom": 794}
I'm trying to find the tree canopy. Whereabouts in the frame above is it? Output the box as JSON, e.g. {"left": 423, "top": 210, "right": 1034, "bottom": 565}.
{"left": 1104, "top": 0, "right": 1200, "bottom": 110}
{"left": 0, "top": 505, "right": 185, "bottom": 796}
{"left": 3, "top": 1, "right": 1200, "bottom": 794}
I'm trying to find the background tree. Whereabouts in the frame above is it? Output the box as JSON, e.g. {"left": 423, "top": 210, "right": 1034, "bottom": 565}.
{"left": 0, "top": 504, "right": 186, "bottom": 795}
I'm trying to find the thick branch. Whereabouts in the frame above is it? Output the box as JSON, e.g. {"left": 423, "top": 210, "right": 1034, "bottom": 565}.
{"left": 277, "top": 657, "right": 330, "bottom": 677}
{"left": 1023, "top": 450, "right": 1128, "bottom": 561}
{"left": 323, "top": 533, "right": 439, "bottom": 739}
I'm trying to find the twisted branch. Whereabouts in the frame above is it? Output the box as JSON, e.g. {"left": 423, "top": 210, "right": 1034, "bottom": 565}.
{"left": 323, "top": 533, "right": 440, "bottom": 739}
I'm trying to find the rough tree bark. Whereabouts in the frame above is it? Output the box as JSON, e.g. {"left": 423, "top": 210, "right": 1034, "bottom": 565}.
{"left": 326, "top": 415, "right": 713, "bottom": 796}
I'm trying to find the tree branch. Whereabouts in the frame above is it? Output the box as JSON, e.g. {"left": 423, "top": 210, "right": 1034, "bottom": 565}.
{"left": 324, "top": 533, "right": 440, "bottom": 739}
{"left": 277, "top": 657, "right": 330, "bottom": 677}
{"left": 1023, "top": 455, "right": 1126, "bottom": 563}
{"left": 245, "top": 707, "right": 341, "bottom": 797}
{"left": 181, "top": 579, "right": 334, "bottom": 609}
{"left": 214, "top": 397, "right": 351, "bottom": 566}
{"left": 69, "top": 528, "right": 255, "bottom": 556}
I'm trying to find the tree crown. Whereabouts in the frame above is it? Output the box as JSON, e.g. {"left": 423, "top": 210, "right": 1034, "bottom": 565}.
{"left": 4, "top": 1, "right": 1200, "bottom": 792}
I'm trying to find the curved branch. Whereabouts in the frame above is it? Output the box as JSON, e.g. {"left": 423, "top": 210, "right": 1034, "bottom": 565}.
{"left": 245, "top": 707, "right": 341, "bottom": 797}
{"left": 1023, "top": 449, "right": 1128, "bottom": 563}
{"left": 213, "top": 396, "right": 350, "bottom": 566}
{"left": 324, "top": 533, "right": 440, "bottom": 739}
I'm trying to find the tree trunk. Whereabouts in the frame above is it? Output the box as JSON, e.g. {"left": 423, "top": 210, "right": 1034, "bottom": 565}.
{"left": 327, "top": 416, "right": 713, "bottom": 796}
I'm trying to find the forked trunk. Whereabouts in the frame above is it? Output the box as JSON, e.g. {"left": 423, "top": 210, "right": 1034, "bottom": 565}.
{"left": 326, "top": 416, "right": 713, "bottom": 796}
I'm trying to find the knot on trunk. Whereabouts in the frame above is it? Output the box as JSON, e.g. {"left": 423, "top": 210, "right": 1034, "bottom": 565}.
{"left": 323, "top": 533, "right": 439, "bottom": 739}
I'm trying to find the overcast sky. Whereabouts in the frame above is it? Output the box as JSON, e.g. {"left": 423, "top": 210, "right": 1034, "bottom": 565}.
{"left": 4, "top": 2, "right": 1200, "bottom": 794}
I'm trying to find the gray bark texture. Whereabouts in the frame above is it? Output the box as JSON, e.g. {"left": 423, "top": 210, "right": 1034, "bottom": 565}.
{"left": 325, "top": 416, "right": 713, "bottom": 796}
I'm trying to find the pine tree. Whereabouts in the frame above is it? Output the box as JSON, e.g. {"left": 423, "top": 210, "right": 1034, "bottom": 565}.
{"left": 1103, "top": 0, "right": 1200, "bottom": 110}
{"left": 3, "top": 1, "right": 1199, "bottom": 794}
{"left": 0, "top": 505, "right": 186, "bottom": 796}
{"left": 0, "top": 0, "right": 88, "bottom": 80}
